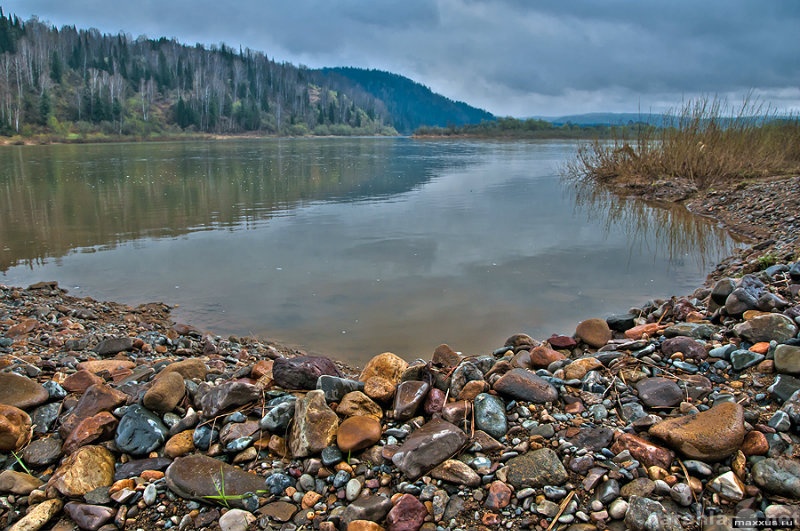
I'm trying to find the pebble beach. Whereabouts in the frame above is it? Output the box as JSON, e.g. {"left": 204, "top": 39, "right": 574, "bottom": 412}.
{"left": 1, "top": 174, "right": 800, "bottom": 531}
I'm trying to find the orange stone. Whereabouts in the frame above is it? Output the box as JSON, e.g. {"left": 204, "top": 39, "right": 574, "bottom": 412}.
{"left": 140, "top": 470, "right": 165, "bottom": 481}
{"left": 624, "top": 323, "right": 662, "bottom": 340}
{"left": 337, "top": 416, "right": 382, "bottom": 453}
{"left": 740, "top": 430, "right": 769, "bottom": 456}
{"left": 749, "top": 342, "right": 770, "bottom": 355}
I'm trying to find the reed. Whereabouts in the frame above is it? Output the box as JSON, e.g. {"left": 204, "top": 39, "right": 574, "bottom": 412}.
{"left": 566, "top": 96, "right": 800, "bottom": 192}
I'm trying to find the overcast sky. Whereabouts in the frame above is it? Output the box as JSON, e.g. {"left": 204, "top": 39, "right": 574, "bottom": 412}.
{"left": 4, "top": 0, "right": 799, "bottom": 117}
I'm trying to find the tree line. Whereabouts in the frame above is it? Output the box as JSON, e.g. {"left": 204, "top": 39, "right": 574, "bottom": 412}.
{"left": 0, "top": 9, "right": 397, "bottom": 139}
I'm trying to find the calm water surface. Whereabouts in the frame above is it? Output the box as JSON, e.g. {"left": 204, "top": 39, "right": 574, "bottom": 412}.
{"left": 0, "top": 138, "right": 739, "bottom": 366}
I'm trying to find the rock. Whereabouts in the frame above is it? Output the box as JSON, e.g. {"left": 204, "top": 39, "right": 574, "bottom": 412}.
{"left": 48, "top": 445, "right": 115, "bottom": 496}
{"left": 115, "top": 404, "right": 169, "bottom": 455}
{"left": 448, "top": 362, "right": 484, "bottom": 399}
{"left": 59, "top": 383, "right": 128, "bottom": 438}
{"left": 22, "top": 436, "right": 63, "bottom": 466}
{"left": 504, "top": 333, "right": 537, "bottom": 350}
{"left": 62, "top": 411, "right": 118, "bottom": 454}
{"left": 165, "top": 429, "right": 195, "bottom": 458}
{"left": 473, "top": 393, "right": 507, "bottom": 440}
{"left": 606, "top": 313, "right": 636, "bottom": 332}
{"left": 624, "top": 496, "right": 683, "bottom": 531}
{"left": 620, "top": 477, "right": 655, "bottom": 498}
{"left": 663, "top": 322, "right": 718, "bottom": 339}
{"left": 143, "top": 371, "right": 185, "bottom": 413}
{"left": 6, "top": 498, "right": 62, "bottom": 531}
{"left": 386, "top": 493, "right": 428, "bottom": 531}
{"left": 505, "top": 448, "right": 568, "bottom": 489}
{"left": 711, "top": 278, "right": 736, "bottom": 305}
{"left": 348, "top": 521, "right": 384, "bottom": 531}
{"left": 63, "top": 502, "right": 116, "bottom": 531}
{"left": 359, "top": 352, "right": 409, "bottom": 384}
{"left": 341, "top": 496, "right": 394, "bottom": 530}
{"left": 165, "top": 454, "right": 266, "bottom": 508}
{"left": 707, "top": 470, "right": 745, "bottom": 501}
{"left": 337, "top": 415, "right": 381, "bottom": 453}
{"left": 575, "top": 318, "right": 612, "bottom": 348}
{"left": 289, "top": 389, "right": 338, "bottom": 458}
{"left": 431, "top": 344, "right": 461, "bottom": 369}
{"left": 0, "top": 404, "right": 32, "bottom": 451}
{"left": 158, "top": 358, "right": 209, "bottom": 381}
{"left": 752, "top": 458, "right": 800, "bottom": 498}
{"left": 730, "top": 349, "right": 766, "bottom": 370}
{"left": 429, "top": 459, "right": 481, "bottom": 487}
{"left": 528, "top": 345, "right": 566, "bottom": 368}
{"left": 595, "top": 478, "right": 620, "bottom": 504}
{"left": 485, "top": 480, "right": 512, "bottom": 510}
{"left": 635, "top": 377, "right": 683, "bottom": 408}
{"left": 660, "top": 336, "right": 707, "bottom": 361}
{"left": 493, "top": 368, "right": 558, "bottom": 403}
{"left": 392, "top": 418, "right": 467, "bottom": 479}
{"left": 393, "top": 380, "right": 429, "bottom": 421}
{"left": 219, "top": 508, "right": 257, "bottom": 531}
{"left": 317, "top": 375, "right": 365, "bottom": 402}
{"left": 77, "top": 359, "right": 135, "bottom": 375}
{"left": 611, "top": 433, "right": 674, "bottom": 470}
{"left": 363, "top": 376, "right": 397, "bottom": 402}
{"left": 259, "top": 399, "right": 296, "bottom": 433}
{"left": 0, "top": 372, "right": 49, "bottom": 410}
{"left": 741, "top": 430, "right": 769, "bottom": 456}
{"left": 769, "top": 374, "right": 800, "bottom": 402}
{"left": 0, "top": 470, "right": 43, "bottom": 494}
{"left": 649, "top": 401, "right": 745, "bottom": 461}
{"left": 272, "top": 355, "right": 341, "bottom": 390}
{"left": 568, "top": 426, "right": 614, "bottom": 452}
{"left": 338, "top": 391, "right": 383, "bottom": 420}
{"left": 563, "top": 357, "right": 603, "bottom": 381}
{"left": 93, "top": 336, "right": 135, "bottom": 355}
{"left": 259, "top": 501, "right": 298, "bottom": 522}
{"left": 774, "top": 344, "right": 800, "bottom": 374}
{"left": 61, "top": 369, "right": 105, "bottom": 393}
{"left": 199, "top": 381, "right": 261, "bottom": 418}
{"left": 734, "top": 313, "right": 798, "bottom": 343}
{"left": 424, "top": 387, "right": 448, "bottom": 413}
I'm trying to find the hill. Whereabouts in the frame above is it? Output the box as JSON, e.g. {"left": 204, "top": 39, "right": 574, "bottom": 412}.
{"left": 0, "top": 10, "right": 493, "bottom": 140}
{"left": 318, "top": 68, "right": 494, "bottom": 135}
{"left": 541, "top": 112, "right": 667, "bottom": 127}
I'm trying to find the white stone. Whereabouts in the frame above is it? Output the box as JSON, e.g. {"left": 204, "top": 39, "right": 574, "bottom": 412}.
{"left": 219, "top": 509, "right": 256, "bottom": 531}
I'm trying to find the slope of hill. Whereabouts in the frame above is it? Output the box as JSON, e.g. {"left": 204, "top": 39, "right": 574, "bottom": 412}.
{"left": 541, "top": 112, "right": 667, "bottom": 127}
{"left": 0, "top": 10, "right": 493, "bottom": 140}
{"left": 319, "top": 67, "right": 495, "bottom": 135}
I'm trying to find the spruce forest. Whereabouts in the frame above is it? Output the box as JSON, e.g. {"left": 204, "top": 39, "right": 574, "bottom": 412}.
{"left": 0, "top": 10, "right": 495, "bottom": 140}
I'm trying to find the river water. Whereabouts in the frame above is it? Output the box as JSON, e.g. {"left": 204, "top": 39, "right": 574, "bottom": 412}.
{"left": 0, "top": 138, "right": 739, "bottom": 366}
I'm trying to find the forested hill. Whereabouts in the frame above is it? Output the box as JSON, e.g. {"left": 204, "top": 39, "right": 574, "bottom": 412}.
{"left": 319, "top": 68, "right": 494, "bottom": 134}
{"left": 0, "top": 10, "right": 492, "bottom": 139}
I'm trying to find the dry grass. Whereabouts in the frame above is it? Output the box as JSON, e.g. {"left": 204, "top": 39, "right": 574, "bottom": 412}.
{"left": 566, "top": 96, "right": 800, "bottom": 192}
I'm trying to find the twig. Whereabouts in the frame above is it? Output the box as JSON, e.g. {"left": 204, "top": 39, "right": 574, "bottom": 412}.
{"left": 546, "top": 490, "right": 575, "bottom": 531}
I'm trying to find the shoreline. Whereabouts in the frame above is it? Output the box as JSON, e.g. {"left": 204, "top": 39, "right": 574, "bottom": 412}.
{"left": 1, "top": 174, "right": 799, "bottom": 530}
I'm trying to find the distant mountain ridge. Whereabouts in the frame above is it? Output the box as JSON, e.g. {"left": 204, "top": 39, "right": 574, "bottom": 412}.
{"left": 539, "top": 112, "right": 668, "bottom": 127}
{"left": 319, "top": 68, "right": 495, "bottom": 135}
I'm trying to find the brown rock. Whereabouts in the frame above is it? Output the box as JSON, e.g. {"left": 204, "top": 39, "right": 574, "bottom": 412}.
{"left": 528, "top": 345, "right": 566, "bottom": 369}
{"left": 741, "top": 430, "right": 769, "bottom": 456}
{"left": 611, "top": 433, "right": 675, "bottom": 470}
{"left": 288, "top": 390, "right": 339, "bottom": 458}
{"left": 431, "top": 344, "right": 461, "bottom": 369}
{"left": 62, "top": 369, "right": 105, "bottom": 394}
{"left": 76, "top": 359, "right": 136, "bottom": 375}
{"left": 429, "top": 459, "right": 481, "bottom": 487}
{"left": 563, "top": 357, "right": 603, "bottom": 381}
{"left": 62, "top": 411, "right": 118, "bottom": 454}
{"left": 338, "top": 391, "right": 383, "bottom": 420}
{"left": 363, "top": 376, "right": 396, "bottom": 402}
{"left": 624, "top": 323, "right": 662, "bottom": 340}
{"left": 504, "top": 333, "right": 538, "bottom": 350}
{"left": 348, "top": 521, "right": 385, "bottom": 531}
{"left": 0, "top": 404, "right": 32, "bottom": 451}
{"left": 0, "top": 470, "right": 44, "bottom": 494}
{"left": 575, "top": 318, "right": 612, "bottom": 348}
{"left": 158, "top": 358, "right": 209, "bottom": 381}
{"left": 143, "top": 371, "right": 185, "bottom": 413}
{"left": 386, "top": 494, "right": 428, "bottom": 531}
{"left": 48, "top": 445, "right": 116, "bottom": 497}
{"left": 259, "top": 501, "right": 298, "bottom": 522}
{"left": 485, "top": 480, "right": 512, "bottom": 510}
{"left": 165, "top": 430, "right": 196, "bottom": 458}
{"left": 457, "top": 380, "right": 487, "bottom": 401}
{"left": 59, "top": 383, "right": 128, "bottom": 438}
{"left": 251, "top": 359, "right": 273, "bottom": 380}
{"left": 6, "top": 498, "right": 62, "bottom": 531}
{"left": 338, "top": 416, "right": 382, "bottom": 453}
{"left": 393, "top": 381, "right": 429, "bottom": 421}
{"left": 6, "top": 318, "right": 38, "bottom": 338}
{"left": 493, "top": 368, "right": 558, "bottom": 403}
{"left": 0, "top": 372, "right": 50, "bottom": 410}
{"left": 649, "top": 402, "right": 745, "bottom": 461}
{"left": 359, "top": 352, "right": 409, "bottom": 385}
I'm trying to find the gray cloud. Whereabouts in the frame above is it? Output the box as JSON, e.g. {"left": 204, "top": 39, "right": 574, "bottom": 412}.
{"left": 5, "top": 0, "right": 799, "bottom": 116}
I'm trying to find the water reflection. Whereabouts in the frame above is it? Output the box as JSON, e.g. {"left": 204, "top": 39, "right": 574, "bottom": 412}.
{"left": 1, "top": 139, "right": 739, "bottom": 365}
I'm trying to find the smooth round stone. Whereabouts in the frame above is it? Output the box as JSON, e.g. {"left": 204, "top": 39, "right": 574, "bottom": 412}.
{"left": 345, "top": 478, "right": 362, "bottom": 501}
{"left": 0, "top": 372, "right": 50, "bottom": 410}
{"left": 670, "top": 483, "right": 693, "bottom": 507}
{"left": 321, "top": 445, "right": 344, "bottom": 466}
{"left": 473, "top": 393, "right": 507, "bottom": 440}
{"left": 114, "top": 404, "right": 168, "bottom": 456}
{"left": 575, "top": 318, "right": 612, "bottom": 348}
{"left": 337, "top": 416, "right": 381, "bottom": 453}
{"left": 635, "top": 377, "right": 683, "bottom": 408}
{"left": 607, "top": 498, "right": 628, "bottom": 520}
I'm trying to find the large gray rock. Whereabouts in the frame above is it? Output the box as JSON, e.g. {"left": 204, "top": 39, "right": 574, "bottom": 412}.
{"left": 752, "top": 458, "right": 800, "bottom": 498}
{"left": 635, "top": 377, "right": 683, "bottom": 408}
{"left": 392, "top": 418, "right": 467, "bottom": 479}
{"left": 493, "top": 368, "right": 558, "bottom": 403}
{"left": 733, "top": 314, "right": 797, "bottom": 344}
{"left": 774, "top": 344, "right": 800, "bottom": 375}
{"left": 505, "top": 448, "right": 568, "bottom": 489}
{"left": 473, "top": 393, "right": 507, "bottom": 440}
{"left": 624, "top": 496, "right": 683, "bottom": 531}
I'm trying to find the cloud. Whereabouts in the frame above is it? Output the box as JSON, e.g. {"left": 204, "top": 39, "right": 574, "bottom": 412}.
{"left": 5, "top": 0, "right": 799, "bottom": 116}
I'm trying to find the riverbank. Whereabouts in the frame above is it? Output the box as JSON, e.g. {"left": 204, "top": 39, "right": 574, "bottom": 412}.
{"left": 1, "top": 176, "right": 799, "bottom": 531}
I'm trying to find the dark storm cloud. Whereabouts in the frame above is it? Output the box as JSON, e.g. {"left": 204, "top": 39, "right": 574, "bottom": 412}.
{"left": 4, "top": 0, "right": 798, "bottom": 116}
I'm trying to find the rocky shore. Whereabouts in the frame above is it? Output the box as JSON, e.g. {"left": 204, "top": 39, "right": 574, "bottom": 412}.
{"left": 1, "top": 175, "right": 800, "bottom": 531}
